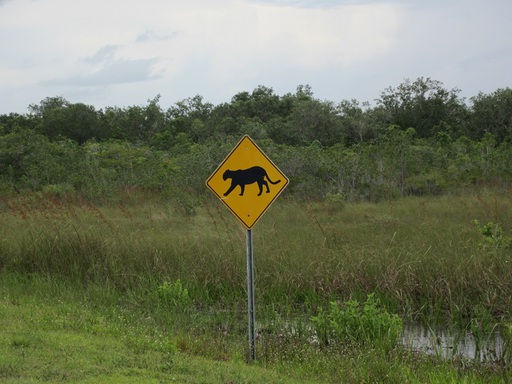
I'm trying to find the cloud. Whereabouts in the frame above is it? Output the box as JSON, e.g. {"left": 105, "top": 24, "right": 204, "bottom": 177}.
{"left": 249, "top": 0, "right": 331, "bottom": 7}
{"left": 136, "top": 29, "right": 180, "bottom": 43}
{"left": 43, "top": 58, "right": 162, "bottom": 87}
{"left": 10, "top": 0, "right": 403, "bottom": 110}
{"left": 197, "top": 1, "right": 403, "bottom": 77}
{"left": 248, "top": 0, "right": 416, "bottom": 9}
{"left": 42, "top": 43, "right": 166, "bottom": 89}
{"left": 84, "top": 45, "right": 120, "bottom": 64}
{"left": 248, "top": 0, "right": 361, "bottom": 8}
{"left": 1, "top": 0, "right": 511, "bottom": 114}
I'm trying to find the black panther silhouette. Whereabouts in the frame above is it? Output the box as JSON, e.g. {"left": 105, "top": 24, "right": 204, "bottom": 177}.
{"left": 223, "top": 166, "right": 281, "bottom": 196}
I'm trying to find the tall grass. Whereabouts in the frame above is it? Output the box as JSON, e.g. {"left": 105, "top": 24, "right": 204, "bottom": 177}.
{"left": 258, "top": 192, "right": 512, "bottom": 323}
{"left": 1, "top": 190, "right": 511, "bottom": 323}
{"left": 2, "top": 191, "right": 512, "bottom": 380}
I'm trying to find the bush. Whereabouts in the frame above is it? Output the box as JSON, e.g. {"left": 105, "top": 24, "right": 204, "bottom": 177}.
{"left": 311, "top": 293, "right": 403, "bottom": 350}
{"left": 157, "top": 280, "right": 191, "bottom": 308}
{"left": 473, "top": 220, "right": 512, "bottom": 250}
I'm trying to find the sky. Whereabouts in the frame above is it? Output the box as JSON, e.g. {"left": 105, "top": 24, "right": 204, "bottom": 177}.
{"left": 1, "top": 0, "right": 511, "bottom": 114}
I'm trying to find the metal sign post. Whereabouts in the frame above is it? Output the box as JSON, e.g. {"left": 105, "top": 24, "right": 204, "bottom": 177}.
{"left": 205, "top": 135, "right": 288, "bottom": 362}
{"left": 246, "top": 229, "right": 256, "bottom": 360}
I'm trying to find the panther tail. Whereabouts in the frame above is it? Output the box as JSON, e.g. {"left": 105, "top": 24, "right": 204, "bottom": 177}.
{"left": 265, "top": 173, "right": 281, "bottom": 185}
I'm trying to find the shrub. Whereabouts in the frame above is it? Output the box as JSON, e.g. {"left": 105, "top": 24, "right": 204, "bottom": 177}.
{"left": 157, "top": 280, "right": 191, "bottom": 308}
{"left": 473, "top": 220, "right": 512, "bottom": 249}
{"left": 325, "top": 192, "right": 345, "bottom": 212}
{"left": 311, "top": 293, "right": 403, "bottom": 350}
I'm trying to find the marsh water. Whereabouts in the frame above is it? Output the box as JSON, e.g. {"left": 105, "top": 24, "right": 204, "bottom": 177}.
{"left": 401, "top": 323, "right": 506, "bottom": 362}
{"left": 269, "top": 318, "right": 507, "bottom": 363}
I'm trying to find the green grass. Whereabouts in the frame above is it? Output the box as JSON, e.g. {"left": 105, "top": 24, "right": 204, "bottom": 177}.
{"left": 1, "top": 191, "right": 512, "bottom": 382}
{"left": 0, "top": 273, "right": 314, "bottom": 383}
{"left": 1, "top": 272, "right": 510, "bottom": 383}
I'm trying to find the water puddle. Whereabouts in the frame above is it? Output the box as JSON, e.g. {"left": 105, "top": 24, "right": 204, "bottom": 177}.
{"left": 264, "top": 317, "right": 508, "bottom": 363}
{"left": 402, "top": 324, "right": 506, "bottom": 362}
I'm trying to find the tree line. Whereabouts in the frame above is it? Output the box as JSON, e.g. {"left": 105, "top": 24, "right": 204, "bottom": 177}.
{"left": 1, "top": 77, "right": 511, "bottom": 205}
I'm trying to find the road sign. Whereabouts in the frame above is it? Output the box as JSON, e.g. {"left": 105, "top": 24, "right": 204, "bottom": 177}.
{"left": 206, "top": 135, "right": 289, "bottom": 229}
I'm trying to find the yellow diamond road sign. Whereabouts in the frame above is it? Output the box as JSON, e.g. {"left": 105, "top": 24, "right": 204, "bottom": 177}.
{"left": 206, "top": 135, "right": 289, "bottom": 229}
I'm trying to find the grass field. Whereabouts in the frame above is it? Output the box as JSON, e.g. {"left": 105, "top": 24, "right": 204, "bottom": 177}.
{"left": 1, "top": 190, "right": 511, "bottom": 382}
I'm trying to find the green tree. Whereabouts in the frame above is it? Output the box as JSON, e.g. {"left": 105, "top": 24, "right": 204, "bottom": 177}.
{"left": 29, "top": 97, "right": 102, "bottom": 144}
{"left": 0, "top": 113, "right": 38, "bottom": 135}
{"left": 166, "top": 95, "right": 214, "bottom": 143}
{"left": 280, "top": 98, "right": 343, "bottom": 146}
{"left": 370, "top": 126, "right": 419, "bottom": 197}
{"left": 82, "top": 140, "right": 163, "bottom": 194}
{"left": 377, "top": 78, "right": 467, "bottom": 139}
{"left": 226, "top": 86, "right": 284, "bottom": 123}
{"left": 468, "top": 88, "right": 512, "bottom": 143}
{"left": 99, "top": 96, "right": 166, "bottom": 143}
{"left": 337, "top": 99, "right": 384, "bottom": 145}
{"left": 0, "top": 129, "right": 81, "bottom": 192}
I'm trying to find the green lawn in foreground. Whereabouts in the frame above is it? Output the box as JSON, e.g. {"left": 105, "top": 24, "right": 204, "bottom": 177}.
{"left": 1, "top": 272, "right": 510, "bottom": 383}
{"left": 0, "top": 277, "right": 309, "bottom": 384}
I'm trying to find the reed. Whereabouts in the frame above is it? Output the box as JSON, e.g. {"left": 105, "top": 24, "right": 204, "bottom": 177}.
{"left": 1, "top": 190, "right": 511, "bottom": 321}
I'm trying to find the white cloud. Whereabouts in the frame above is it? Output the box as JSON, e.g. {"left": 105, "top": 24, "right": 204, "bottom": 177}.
{"left": 152, "top": 1, "right": 404, "bottom": 82}
{"left": 43, "top": 58, "right": 162, "bottom": 87}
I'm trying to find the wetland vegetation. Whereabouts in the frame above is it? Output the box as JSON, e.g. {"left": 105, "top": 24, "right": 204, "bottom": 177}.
{"left": 1, "top": 78, "right": 511, "bottom": 382}
{"left": 1, "top": 192, "right": 511, "bottom": 382}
